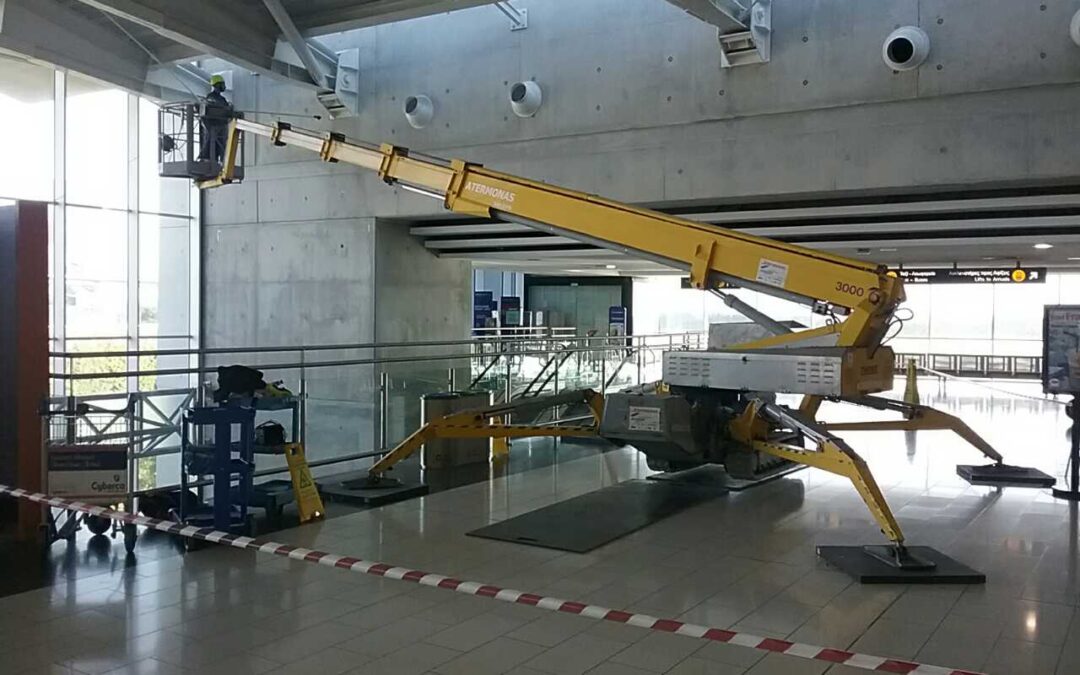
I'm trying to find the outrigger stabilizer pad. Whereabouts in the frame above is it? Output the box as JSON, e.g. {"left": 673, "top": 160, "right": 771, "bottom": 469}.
{"left": 817, "top": 544, "right": 986, "bottom": 584}
{"left": 319, "top": 473, "right": 429, "bottom": 506}
{"left": 342, "top": 475, "right": 403, "bottom": 490}
{"left": 956, "top": 463, "right": 1056, "bottom": 488}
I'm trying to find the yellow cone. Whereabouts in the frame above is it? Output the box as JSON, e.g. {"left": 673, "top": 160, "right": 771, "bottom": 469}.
{"left": 491, "top": 418, "right": 510, "bottom": 459}
{"left": 285, "top": 443, "right": 325, "bottom": 523}
{"left": 903, "top": 358, "right": 920, "bottom": 407}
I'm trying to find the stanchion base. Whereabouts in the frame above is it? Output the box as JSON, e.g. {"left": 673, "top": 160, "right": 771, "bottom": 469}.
{"left": 1052, "top": 487, "right": 1080, "bottom": 501}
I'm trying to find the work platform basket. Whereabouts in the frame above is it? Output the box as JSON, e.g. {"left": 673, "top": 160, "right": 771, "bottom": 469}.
{"left": 158, "top": 101, "right": 245, "bottom": 182}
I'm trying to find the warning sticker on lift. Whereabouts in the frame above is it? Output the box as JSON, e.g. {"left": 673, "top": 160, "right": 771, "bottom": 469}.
{"left": 756, "top": 259, "right": 789, "bottom": 289}
{"left": 628, "top": 406, "right": 662, "bottom": 432}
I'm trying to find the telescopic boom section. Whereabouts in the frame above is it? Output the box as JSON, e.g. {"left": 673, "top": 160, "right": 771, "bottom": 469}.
{"left": 227, "top": 119, "right": 905, "bottom": 349}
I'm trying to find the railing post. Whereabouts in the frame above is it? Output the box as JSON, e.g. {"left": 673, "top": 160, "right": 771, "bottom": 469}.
{"left": 448, "top": 367, "right": 457, "bottom": 392}
{"left": 505, "top": 356, "right": 513, "bottom": 403}
{"left": 127, "top": 393, "right": 138, "bottom": 513}
{"left": 637, "top": 341, "right": 643, "bottom": 385}
{"left": 298, "top": 350, "right": 307, "bottom": 445}
{"left": 600, "top": 352, "right": 607, "bottom": 393}
{"left": 379, "top": 370, "right": 389, "bottom": 453}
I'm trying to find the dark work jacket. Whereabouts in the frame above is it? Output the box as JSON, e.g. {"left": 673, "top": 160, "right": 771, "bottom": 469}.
{"left": 204, "top": 90, "right": 232, "bottom": 123}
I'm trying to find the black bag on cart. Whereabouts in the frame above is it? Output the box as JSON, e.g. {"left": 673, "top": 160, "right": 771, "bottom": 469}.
{"left": 214, "top": 365, "right": 266, "bottom": 402}
{"left": 255, "top": 421, "right": 286, "bottom": 447}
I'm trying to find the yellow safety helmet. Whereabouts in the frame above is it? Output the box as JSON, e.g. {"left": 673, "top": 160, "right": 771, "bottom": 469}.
{"left": 210, "top": 74, "right": 226, "bottom": 88}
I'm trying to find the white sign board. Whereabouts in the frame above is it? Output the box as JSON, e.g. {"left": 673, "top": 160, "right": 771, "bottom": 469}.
{"left": 48, "top": 445, "right": 128, "bottom": 499}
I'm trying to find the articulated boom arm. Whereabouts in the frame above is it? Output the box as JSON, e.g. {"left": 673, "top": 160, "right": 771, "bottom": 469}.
{"left": 222, "top": 119, "right": 905, "bottom": 351}
{"left": 205, "top": 119, "right": 1009, "bottom": 555}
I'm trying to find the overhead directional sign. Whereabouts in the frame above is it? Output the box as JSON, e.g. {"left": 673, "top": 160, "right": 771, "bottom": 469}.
{"left": 887, "top": 267, "right": 1046, "bottom": 285}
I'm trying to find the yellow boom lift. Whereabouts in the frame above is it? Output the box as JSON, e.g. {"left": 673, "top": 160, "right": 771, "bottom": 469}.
{"left": 198, "top": 116, "right": 1012, "bottom": 571}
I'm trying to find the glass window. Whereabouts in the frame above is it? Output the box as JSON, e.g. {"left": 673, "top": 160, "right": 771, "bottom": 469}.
{"left": 897, "top": 285, "right": 930, "bottom": 339}
{"left": 1058, "top": 273, "right": 1080, "bottom": 305}
{"left": 0, "top": 57, "right": 53, "bottom": 201}
{"left": 66, "top": 74, "right": 128, "bottom": 208}
{"left": 633, "top": 276, "right": 707, "bottom": 333}
{"left": 139, "top": 97, "right": 190, "bottom": 215}
{"left": 993, "top": 279, "right": 1057, "bottom": 343}
{"left": 65, "top": 206, "right": 127, "bottom": 338}
{"left": 139, "top": 214, "right": 191, "bottom": 338}
{"left": 928, "top": 284, "right": 993, "bottom": 341}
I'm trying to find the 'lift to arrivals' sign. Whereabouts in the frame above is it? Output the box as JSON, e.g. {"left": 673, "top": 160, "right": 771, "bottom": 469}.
{"left": 887, "top": 267, "right": 1046, "bottom": 285}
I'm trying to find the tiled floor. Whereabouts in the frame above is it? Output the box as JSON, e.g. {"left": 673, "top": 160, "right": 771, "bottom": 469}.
{"left": 3, "top": 378, "right": 1079, "bottom": 674}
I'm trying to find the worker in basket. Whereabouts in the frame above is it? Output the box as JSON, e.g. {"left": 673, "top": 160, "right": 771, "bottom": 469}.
{"left": 198, "top": 74, "right": 233, "bottom": 165}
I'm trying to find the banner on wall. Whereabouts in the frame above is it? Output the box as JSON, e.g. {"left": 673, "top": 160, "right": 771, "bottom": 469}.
{"left": 473, "top": 291, "right": 494, "bottom": 329}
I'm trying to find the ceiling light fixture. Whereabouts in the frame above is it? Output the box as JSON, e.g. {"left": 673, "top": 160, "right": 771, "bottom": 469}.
{"left": 604, "top": 264, "right": 617, "bottom": 269}
{"left": 1034, "top": 243, "right": 1054, "bottom": 249}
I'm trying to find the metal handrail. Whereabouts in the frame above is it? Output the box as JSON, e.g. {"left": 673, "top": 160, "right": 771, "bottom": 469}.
{"left": 52, "top": 334, "right": 704, "bottom": 381}
{"left": 50, "top": 330, "right": 704, "bottom": 360}
{"left": 894, "top": 352, "right": 1042, "bottom": 379}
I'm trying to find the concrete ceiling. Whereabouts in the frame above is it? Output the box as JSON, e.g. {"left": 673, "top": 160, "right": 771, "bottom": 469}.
{"left": 0, "top": 0, "right": 503, "bottom": 100}
{"left": 410, "top": 188, "right": 1080, "bottom": 276}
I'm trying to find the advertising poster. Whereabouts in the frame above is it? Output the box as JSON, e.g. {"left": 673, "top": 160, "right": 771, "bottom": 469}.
{"left": 1043, "top": 305, "right": 1080, "bottom": 394}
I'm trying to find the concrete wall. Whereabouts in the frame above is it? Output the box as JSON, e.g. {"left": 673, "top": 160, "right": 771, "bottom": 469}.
{"left": 374, "top": 220, "right": 472, "bottom": 446}
{"left": 203, "top": 0, "right": 1080, "bottom": 458}
{"left": 307, "top": 0, "right": 1080, "bottom": 203}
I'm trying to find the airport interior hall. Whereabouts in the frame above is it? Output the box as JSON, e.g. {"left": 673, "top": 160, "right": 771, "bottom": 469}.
{"left": 4, "top": 1, "right": 1080, "bottom": 674}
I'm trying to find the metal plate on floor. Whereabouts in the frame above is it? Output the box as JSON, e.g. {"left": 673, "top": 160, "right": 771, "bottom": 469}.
{"left": 956, "top": 464, "right": 1056, "bottom": 488}
{"left": 467, "top": 480, "right": 726, "bottom": 553}
{"left": 817, "top": 545, "right": 986, "bottom": 584}
{"left": 646, "top": 462, "right": 805, "bottom": 491}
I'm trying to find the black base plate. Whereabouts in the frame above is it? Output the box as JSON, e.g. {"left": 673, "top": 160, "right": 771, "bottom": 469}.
{"left": 957, "top": 464, "right": 1056, "bottom": 488}
{"left": 817, "top": 545, "right": 986, "bottom": 584}
{"left": 1052, "top": 488, "right": 1080, "bottom": 501}
{"left": 647, "top": 462, "right": 805, "bottom": 491}
{"left": 468, "top": 479, "right": 726, "bottom": 553}
{"left": 318, "top": 475, "right": 428, "bottom": 506}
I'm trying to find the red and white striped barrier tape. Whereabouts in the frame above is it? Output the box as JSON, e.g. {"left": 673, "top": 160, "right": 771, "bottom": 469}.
{"left": 0, "top": 485, "right": 983, "bottom": 675}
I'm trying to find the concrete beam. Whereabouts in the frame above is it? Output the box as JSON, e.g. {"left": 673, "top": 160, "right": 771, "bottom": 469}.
{"left": 145, "top": 62, "right": 208, "bottom": 99}
{"left": 0, "top": 0, "right": 160, "bottom": 96}
{"left": 262, "top": 0, "right": 330, "bottom": 90}
{"left": 664, "top": 0, "right": 748, "bottom": 32}
{"left": 73, "top": 0, "right": 321, "bottom": 90}
{"left": 289, "top": 0, "right": 500, "bottom": 37}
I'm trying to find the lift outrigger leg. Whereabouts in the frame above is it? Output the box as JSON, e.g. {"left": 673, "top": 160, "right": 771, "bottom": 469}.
{"left": 361, "top": 389, "right": 605, "bottom": 485}
{"left": 733, "top": 401, "right": 935, "bottom": 570}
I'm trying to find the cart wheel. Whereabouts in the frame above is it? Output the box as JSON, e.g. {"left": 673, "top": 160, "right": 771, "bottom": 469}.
{"left": 122, "top": 524, "right": 137, "bottom": 554}
{"left": 85, "top": 515, "right": 111, "bottom": 536}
